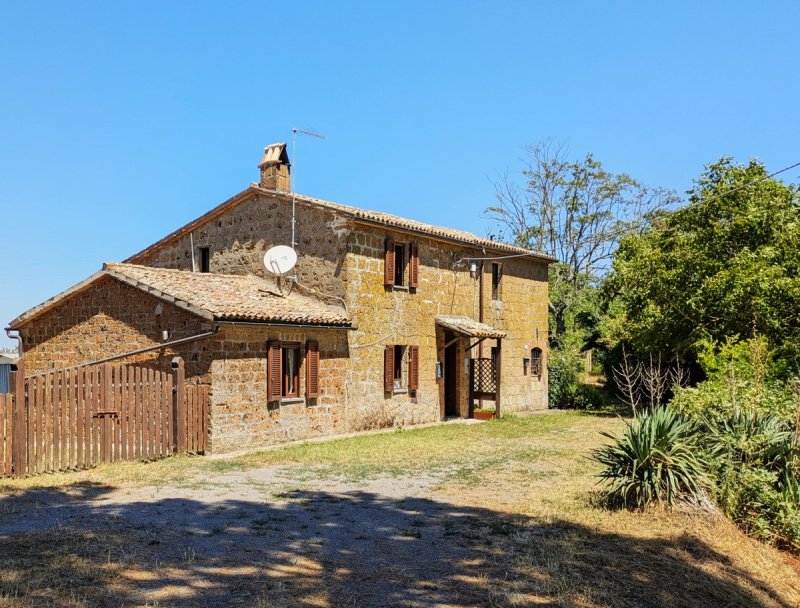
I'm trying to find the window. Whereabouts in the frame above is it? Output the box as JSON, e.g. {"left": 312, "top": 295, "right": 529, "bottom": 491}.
{"left": 199, "top": 247, "right": 210, "bottom": 273}
{"left": 394, "top": 244, "right": 406, "bottom": 286}
{"left": 531, "top": 347, "right": 543, "bottom": 378}
{"left": 393, "top": 345, "right": 405, "bottom": 388}
{"left": 384, "top": 238, "right": 419, "bottom": 289}
{"left": 491, "top": 263, "right": 502, "bottom": 300}
{"left": 384, "top": 344, "right": 419, "bottom": 393}
{"left": 282, "top": 344, "right": 300, "bottom": 398}
{"left": 267, "top": 340, "right": 304, "bottom": 401}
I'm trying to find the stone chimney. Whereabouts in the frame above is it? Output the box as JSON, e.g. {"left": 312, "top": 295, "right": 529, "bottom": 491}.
{"left": 258, "top": 142, "right": 291, "bottom": 192}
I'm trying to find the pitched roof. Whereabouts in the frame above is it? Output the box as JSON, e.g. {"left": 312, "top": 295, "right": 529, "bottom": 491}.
{"left": 10, "top": 263, "right": 352, "bottom": 329}
{"left": 125, "top": 186, "right": 557, "bottom": 265}
{"left": 435, "top": 315, "right": 507, "bottom": 339}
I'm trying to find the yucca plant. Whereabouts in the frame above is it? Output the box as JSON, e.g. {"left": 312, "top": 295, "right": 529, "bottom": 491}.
{"left": 591, "top": 407, "right": 708, "bottom": 508}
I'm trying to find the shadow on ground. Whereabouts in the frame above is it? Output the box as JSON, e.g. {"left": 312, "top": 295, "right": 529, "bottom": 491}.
{"left": 0, "top": 482, "right": 793, "bottom": 607}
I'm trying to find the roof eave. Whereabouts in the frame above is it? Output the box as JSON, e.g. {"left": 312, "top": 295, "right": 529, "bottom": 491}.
{"left": 215, "top": 318, "right": 356, "bottom": 330}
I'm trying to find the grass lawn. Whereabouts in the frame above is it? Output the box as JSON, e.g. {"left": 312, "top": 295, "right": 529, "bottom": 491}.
{"left": 1, "top": 410, "right": 799, "bottom": 607}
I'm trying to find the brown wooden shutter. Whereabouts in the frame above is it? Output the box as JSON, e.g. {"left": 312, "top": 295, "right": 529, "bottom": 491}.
{"left": 384, "top": 238, "right": 395, "bottom": 286}
{"left": 306, "top": 340, "right": 320, "bottom": 399}
{"left": 409, "top": 242, "right": 419, "bottom": 289}
{"left": 408, "top": 345, "right": 419, "bottom": 391}
{"left": 267, "top": 340, "right": 282, "bottom": 401}
{"left": 384, "top": 345, "right": 394, "bottom": 392}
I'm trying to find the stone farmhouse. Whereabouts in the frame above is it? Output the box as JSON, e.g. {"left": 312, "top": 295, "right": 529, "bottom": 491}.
{"left": 8, "top": 144, "right": 554, "bottom": 453}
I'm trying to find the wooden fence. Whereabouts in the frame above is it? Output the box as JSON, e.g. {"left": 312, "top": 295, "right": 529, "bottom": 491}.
{"left": 1, "top": 393, "right": 12, "bottom": 477}
{"left": 0, "top": 357, "right": 208, "bottom": 478}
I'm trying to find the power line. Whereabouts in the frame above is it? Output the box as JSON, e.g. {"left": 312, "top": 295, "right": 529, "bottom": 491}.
{"left": 696, "top": 160, "right": 800, "bottom": 205}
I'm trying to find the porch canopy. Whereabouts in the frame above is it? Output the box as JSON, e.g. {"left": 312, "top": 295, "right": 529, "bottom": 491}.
{"left": 436, "top": 315, "right": 506, "bottom": 417}
{"left": 435, "top": 315, "right": 506, "bottom": 340}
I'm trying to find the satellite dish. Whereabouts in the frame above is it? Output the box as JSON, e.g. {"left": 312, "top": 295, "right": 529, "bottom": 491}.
{"left": 263, "top": 245, "right": 297, "bottom": 275}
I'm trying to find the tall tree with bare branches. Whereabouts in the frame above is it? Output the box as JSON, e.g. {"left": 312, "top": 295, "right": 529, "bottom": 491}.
{"left": 487, "top": 140, "right": 677, "bottom": 345}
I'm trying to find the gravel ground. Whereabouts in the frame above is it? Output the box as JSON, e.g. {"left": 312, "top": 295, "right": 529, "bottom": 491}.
{"left": 0, "top": 464, "right": 521, "bottom": 607}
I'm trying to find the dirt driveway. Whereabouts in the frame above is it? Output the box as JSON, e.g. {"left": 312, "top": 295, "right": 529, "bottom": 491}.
{"left": 0, "top": 463, "right": 529, "bottom": 607}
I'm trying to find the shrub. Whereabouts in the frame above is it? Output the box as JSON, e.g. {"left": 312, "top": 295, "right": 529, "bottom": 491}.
{"left": 591, "top": 407, "right": 707, "bottom": 508}
{"left": 548, "top": 352, "right": 604, "bottom": 410}
{"left": 671, "top": 337, "right": 796, "bottom": 424}
{"left": 702, "top": 407, "right": 800, "bottom": 550}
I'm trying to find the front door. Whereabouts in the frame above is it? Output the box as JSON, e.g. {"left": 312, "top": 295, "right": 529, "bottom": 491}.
{"left": 444, "top": 337, "right": 459, "bottom": 417}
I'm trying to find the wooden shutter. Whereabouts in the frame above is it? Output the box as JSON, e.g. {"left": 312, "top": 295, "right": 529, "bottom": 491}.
{"left": 384, "top": 238, "right": 395, "bottom": 286}
{"left": 267, "top": 340, "right": 282, "bottom": 401}
{"left": 306, "top": 340, "right": 320, "bottom": 399}
{"left": 408, "top": 345, "right": 419, "bottom": 391}
{"left": 409, "top": 243, "right": 419, "bottom": 289}
{"left": 384, "top": 345, "right": 394, "bottom": 392}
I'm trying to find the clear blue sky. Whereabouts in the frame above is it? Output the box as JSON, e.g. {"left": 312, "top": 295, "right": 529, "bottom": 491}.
{"left": 1, "top": 1, "right": 798, "bottom": 347}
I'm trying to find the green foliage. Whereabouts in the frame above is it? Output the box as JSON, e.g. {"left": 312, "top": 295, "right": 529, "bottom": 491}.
{"left": 671, "top": 338, "right": 796, "bottom": 424}
{"left": 705, "top": 412, "right": 800, "bottom": 551}
{"left": 547, "top": 348, "right": 603, "bottom": 410}
{"left": 591, "top": 408, "right": 707, "bottom": 508}
{"left": 605, "top": 158, "right": 800, "bottom": 363}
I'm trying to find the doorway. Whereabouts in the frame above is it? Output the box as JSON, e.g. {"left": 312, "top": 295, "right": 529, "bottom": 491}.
{"left": 444, "top": 335, "right": 459, "bottom": 417}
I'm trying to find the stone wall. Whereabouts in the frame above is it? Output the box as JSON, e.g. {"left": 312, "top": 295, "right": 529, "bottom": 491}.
{"left": 342, "top": 226, "right": 549, "bottom": 424}
{"left": 19, "top": 276, "right": 215, "bottom": 381}
{"left": 206, "top": 324, "right": 349, "bottom": 453}
{"left": 132, "top": 192, "right": 351, "bottom": 298}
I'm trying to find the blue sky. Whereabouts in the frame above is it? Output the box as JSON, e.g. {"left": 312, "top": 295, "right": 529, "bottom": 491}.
{"left": 1, "top": 1, "right": 798, "bottom": 347}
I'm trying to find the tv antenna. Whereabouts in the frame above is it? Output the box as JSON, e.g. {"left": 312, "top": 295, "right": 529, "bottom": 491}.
{"left": 290, "top": 128, "right": 327, "bottom": 250}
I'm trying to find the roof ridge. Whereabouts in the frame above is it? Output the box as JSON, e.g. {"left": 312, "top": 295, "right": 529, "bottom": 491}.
{"left": 124, "top": 185, "right": 556, "bottom": 264}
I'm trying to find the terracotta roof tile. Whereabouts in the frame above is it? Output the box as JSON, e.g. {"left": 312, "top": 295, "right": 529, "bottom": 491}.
{"left": 11, "top": 264, "right": 352, "bottom": 328}
{"left": 435, "top": 315, "right": 506, "bottom": 339}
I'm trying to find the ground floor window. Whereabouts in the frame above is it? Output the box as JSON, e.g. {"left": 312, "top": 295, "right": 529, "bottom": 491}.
{"left": 268, "top": 340, "right": 315, "bottom": 402}
{"left": 531, "top": 347, "right": 543, "bottom": 378}
{"left": 283, "top": 344, "right": 300, "bottom": 398}
{"left": 384, "top": 344, "right": 419, "bottom": 393}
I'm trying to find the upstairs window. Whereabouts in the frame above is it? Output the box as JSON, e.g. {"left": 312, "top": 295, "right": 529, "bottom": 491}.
{"left": 384, "top": 238, "right": 419, "bottom": 289}
{"left": 394, "top": 244, "right": 406, "bottom": 286}
{"left": 491, "top": 263, "right": 502, "bottom": 300}
{"left": 199, "top": 247, "right": 210, "bottom": 273}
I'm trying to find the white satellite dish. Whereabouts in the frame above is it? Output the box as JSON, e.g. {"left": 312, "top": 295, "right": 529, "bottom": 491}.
{"left": 263, "top": 245, "right": 297, "bottom": 275}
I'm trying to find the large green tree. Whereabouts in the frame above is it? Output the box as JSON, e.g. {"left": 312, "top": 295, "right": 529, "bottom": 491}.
{"left": 606, "top": 158, "right": 800, "bottom": 365}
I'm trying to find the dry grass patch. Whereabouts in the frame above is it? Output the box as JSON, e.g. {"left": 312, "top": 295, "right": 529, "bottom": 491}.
{"left": 1, "top": 411, "right": 799, "bottom": 607}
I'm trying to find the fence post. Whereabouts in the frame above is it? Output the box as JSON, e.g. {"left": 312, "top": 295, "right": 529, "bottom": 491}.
{"left": 172, "top": 357, "right": 186, "bottom": 453}
{"left": 11, "top": 359, "right": 27, "bottom": 477}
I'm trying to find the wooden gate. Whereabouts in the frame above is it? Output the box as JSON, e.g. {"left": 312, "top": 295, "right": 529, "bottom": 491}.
{"left": 0, "top": 357, "right": 208, "bottom": 478}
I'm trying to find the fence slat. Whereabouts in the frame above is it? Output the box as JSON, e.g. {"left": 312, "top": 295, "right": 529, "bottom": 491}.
{"left": 121, "top": 365, "right": 129, "bottom": 461}
{"left": 1, "top": 395, "right": 11, "bottom": 477}
{"left": 36, "top": 375, "right": 44, "bottom": 474}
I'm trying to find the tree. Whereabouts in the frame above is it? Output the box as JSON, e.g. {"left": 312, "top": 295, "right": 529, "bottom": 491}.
{"left": 487, "top": 140, "right": 676, "bottom": 345}
{"left": 606, "top": 158, "right": 800, "bottom": 366}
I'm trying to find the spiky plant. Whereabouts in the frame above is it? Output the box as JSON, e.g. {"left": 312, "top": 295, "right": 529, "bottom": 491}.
{"left": 591, "top": 407, "right": 707, "bottom": 508}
